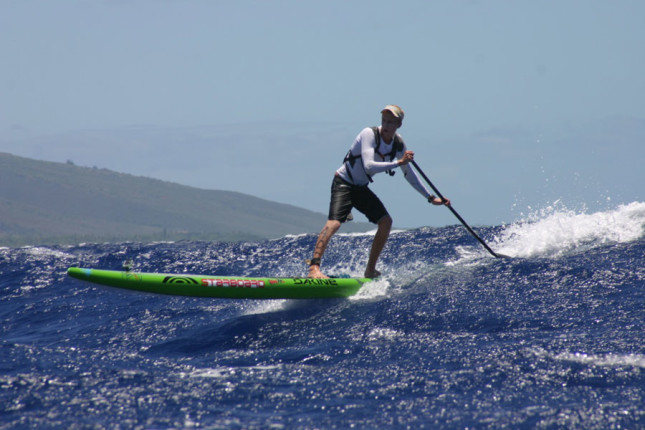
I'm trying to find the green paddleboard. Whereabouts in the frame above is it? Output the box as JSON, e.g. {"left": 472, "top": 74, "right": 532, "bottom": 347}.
{"left": 67, "top": 267, "right": 372, "bottom": 299}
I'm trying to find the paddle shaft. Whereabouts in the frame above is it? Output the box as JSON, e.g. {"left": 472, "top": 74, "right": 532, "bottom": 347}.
{"left": 411, "top": 160, "right": 503, "bottom": 258}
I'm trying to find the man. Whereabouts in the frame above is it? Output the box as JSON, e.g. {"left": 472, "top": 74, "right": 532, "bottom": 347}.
{"left": 308, "top": 105, "right": 450, "bottom": 279}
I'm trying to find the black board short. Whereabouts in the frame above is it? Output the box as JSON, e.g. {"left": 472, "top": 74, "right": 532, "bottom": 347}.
{"left": 328, "top": 175, "right": 389, "bottom": 224}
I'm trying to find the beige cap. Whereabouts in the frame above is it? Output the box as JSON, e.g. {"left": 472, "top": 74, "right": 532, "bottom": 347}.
{"left": 381, "top": 105, "right": 404, "bottom": 121}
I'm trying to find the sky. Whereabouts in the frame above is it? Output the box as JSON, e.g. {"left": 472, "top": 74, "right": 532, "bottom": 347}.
{"left": 2, "top": 0, "right": 645, "bottom": 228}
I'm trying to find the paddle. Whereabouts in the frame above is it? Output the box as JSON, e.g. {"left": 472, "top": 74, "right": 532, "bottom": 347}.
{"left": 411, "top": 160, "right": 509, "bottom": 259}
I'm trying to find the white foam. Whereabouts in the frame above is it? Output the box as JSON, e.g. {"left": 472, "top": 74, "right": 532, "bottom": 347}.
{"left": 282, "top": 233, "right": 308, "bottom": 239}
{"left": 367, "top": 327, "right": 403, "bottom": 341}
{"left": 532, "top": 348, "right": 645, "bottom": 369}
{"left": 350, "top": 277, "right": 390, "bottom": 300}
{"left": 555, "top": 351, "right": 645, "bottom": 368}
{"left": 22, "top": 246, "right": 75, "bottom": 259}
{"left": 241, "top": 299, "right": 290, "bottom": 315}
{"left": 493, "top": 201, "right": 645, "bottom": 258}
{"left": 180, "top": 365, "right": 282, "bottom": 379}
{"left": 337, "top": 228, "right": 406, "bottom": 237}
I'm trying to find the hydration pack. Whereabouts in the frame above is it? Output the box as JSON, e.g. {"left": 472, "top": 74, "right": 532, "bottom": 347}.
{"left": 343, "top": 126, "right": 403, "bottom": 183}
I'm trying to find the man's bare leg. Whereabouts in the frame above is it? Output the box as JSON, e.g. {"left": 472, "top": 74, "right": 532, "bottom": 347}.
{"left": 364, "top": 215, "right": 392, "bottom": 278}
{"left": 308, "top": 220, "right": 342, "bottom": 279}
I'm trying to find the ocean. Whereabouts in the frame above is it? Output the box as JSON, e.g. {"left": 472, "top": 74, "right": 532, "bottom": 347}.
{"left": 1, "top": 202, "right": 644, "bottom": 429}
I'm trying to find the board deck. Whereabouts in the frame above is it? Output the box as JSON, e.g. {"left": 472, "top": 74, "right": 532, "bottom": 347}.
{"left": 67, "top": 267, "right": 372, "bottom": 299}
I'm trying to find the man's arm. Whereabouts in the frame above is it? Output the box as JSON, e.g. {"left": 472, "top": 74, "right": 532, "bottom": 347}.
{"left": 400, "top": 153, "right": 451, "bottom": 206}
{"left": 360, "top": 128, "right": 399, "bottom": 176}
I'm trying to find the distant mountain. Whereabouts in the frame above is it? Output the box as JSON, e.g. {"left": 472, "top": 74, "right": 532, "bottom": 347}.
{"left": 0, "top": 153, "right": 371, "bottom": 246}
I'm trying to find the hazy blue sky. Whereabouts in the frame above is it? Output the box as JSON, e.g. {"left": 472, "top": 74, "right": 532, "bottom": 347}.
{"left": 2, "top": 0, "right": 644, "bottom": 228}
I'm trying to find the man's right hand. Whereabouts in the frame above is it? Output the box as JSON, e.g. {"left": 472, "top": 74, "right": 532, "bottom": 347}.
{"left": 398, "top": 150, "right": 415, "bottom": 165}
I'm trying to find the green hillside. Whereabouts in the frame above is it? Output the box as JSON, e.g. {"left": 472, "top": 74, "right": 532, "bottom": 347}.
{"left": 0, "top": 153, "right": 370, "bottom": 246}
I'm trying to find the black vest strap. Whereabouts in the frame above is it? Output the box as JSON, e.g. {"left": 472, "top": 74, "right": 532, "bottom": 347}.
{"left": 342, "top": 127, "right": 403, "bottom": 183}
{"left": 372, "top": 127, "right": 403, "bottom": 177}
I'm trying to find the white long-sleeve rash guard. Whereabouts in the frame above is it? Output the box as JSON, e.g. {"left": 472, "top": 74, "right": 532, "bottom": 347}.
{"left": 336, "top": 126, "right": 434, "bottom": 199}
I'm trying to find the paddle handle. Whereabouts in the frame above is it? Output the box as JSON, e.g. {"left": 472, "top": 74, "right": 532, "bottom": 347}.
{"left": 411, "top": 160, "right": 504, "bottom": 259}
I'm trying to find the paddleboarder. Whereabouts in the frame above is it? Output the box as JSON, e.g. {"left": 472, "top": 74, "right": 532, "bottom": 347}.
{"left": 308, "top": 105, "right": 450, "bottom": 279}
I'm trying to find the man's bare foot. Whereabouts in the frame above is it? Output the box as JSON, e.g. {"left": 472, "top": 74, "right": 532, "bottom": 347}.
{"left": 308, "top": 266, "right": 329, "bottom": 279}
{"left": 364, "top": 269, "right": 381, "bottom": 279}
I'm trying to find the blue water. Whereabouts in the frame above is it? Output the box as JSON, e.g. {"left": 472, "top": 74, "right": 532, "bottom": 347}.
{"left": 2, "top": 202, "right": 645, "bottom": 429}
